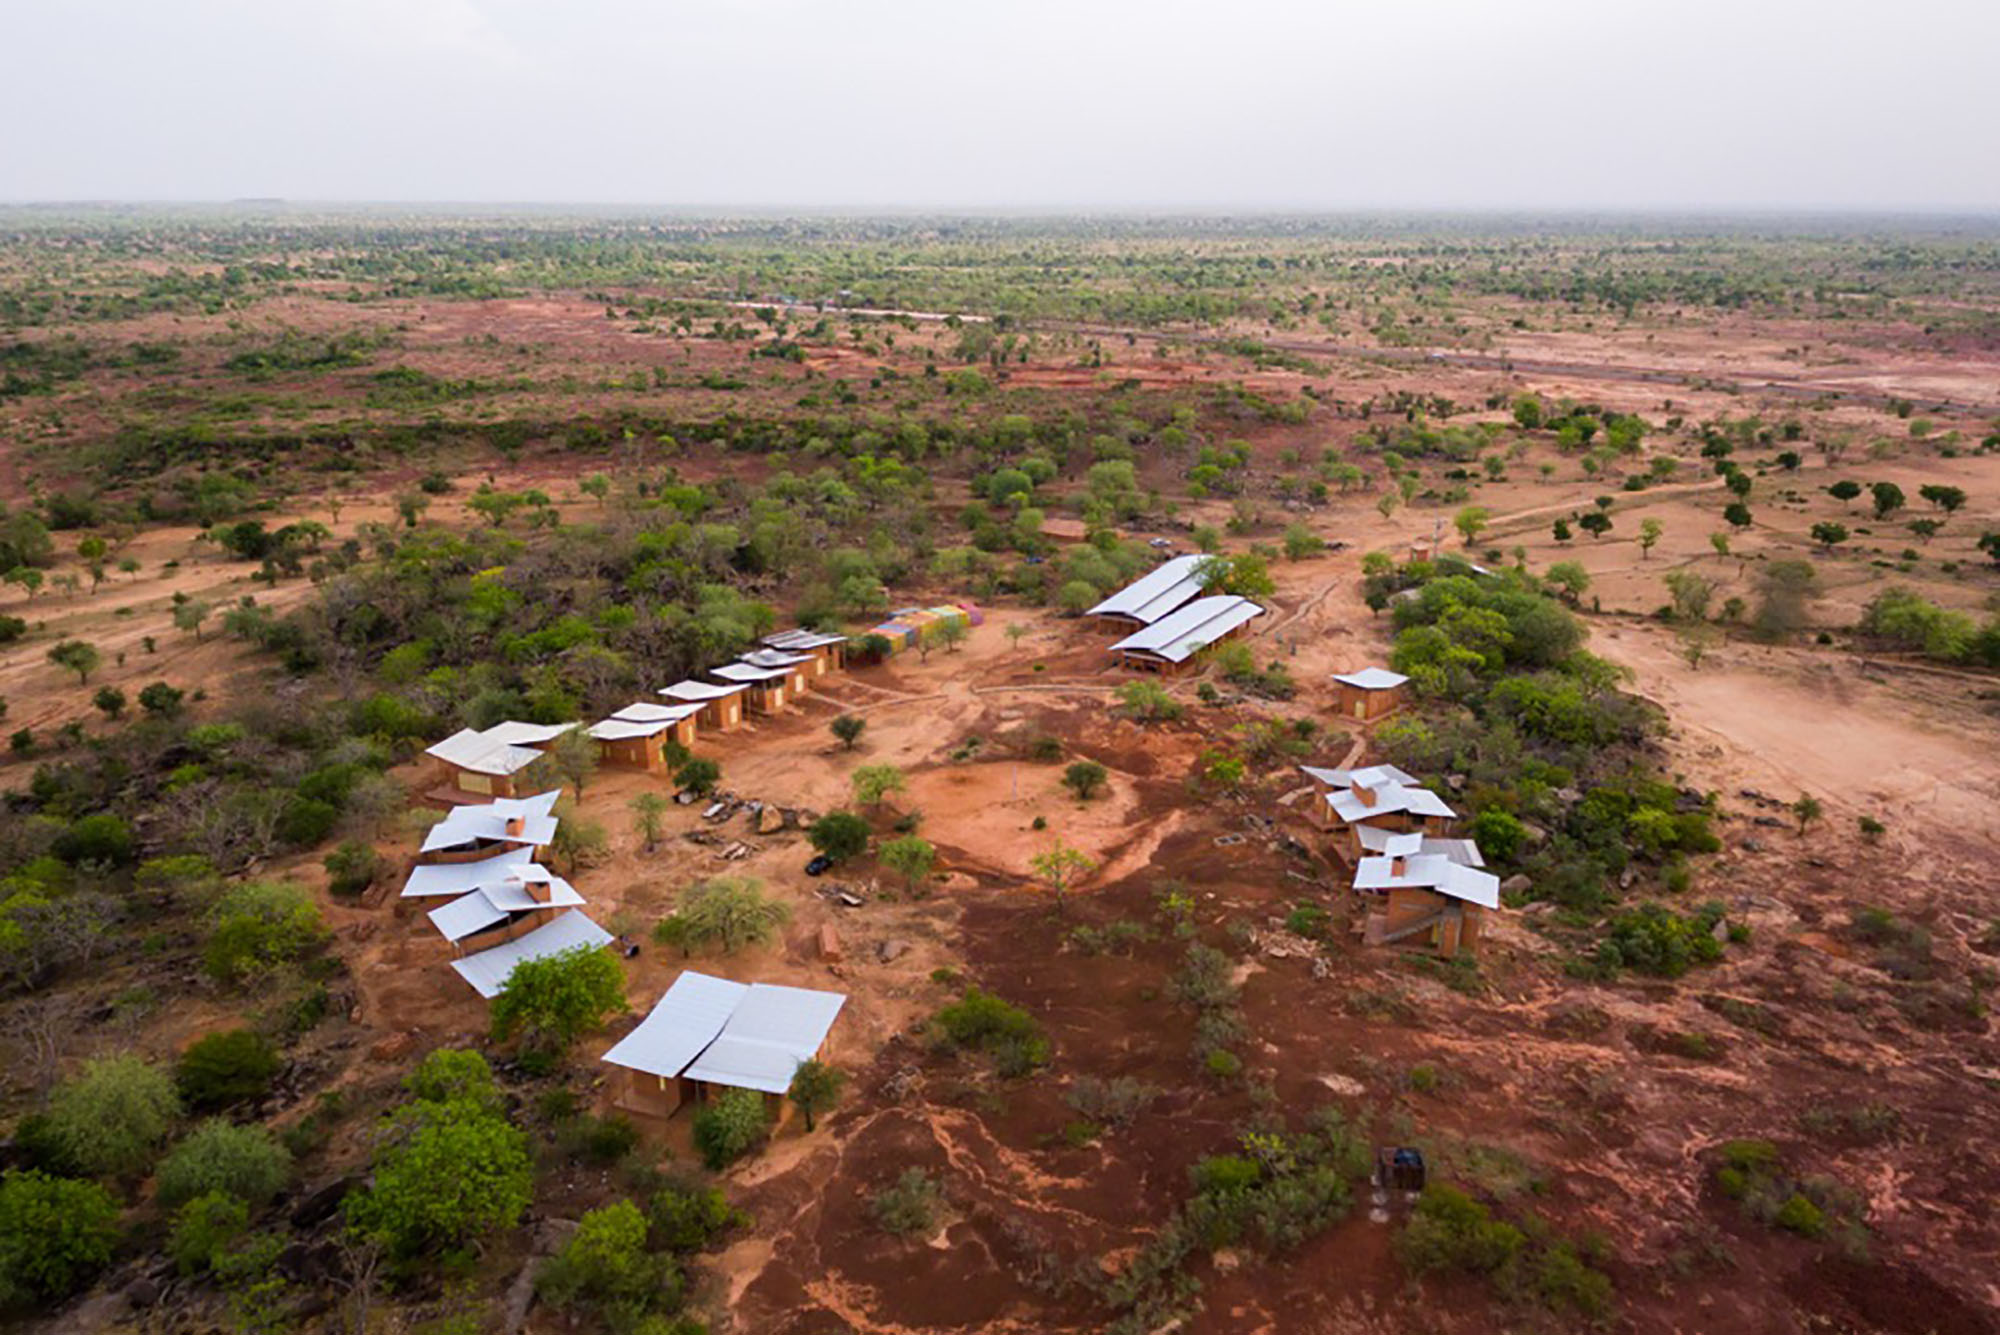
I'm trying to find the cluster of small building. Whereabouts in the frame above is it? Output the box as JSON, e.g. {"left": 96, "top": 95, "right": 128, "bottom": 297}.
{"left": 398, "top": 790, "right": 616, "bottom": 995}
{"left": 1300, "top": 752, "right": 1498, "bottom": 959}
{"left": 1084, "top": 554, "right": 1266, "bottom": 673}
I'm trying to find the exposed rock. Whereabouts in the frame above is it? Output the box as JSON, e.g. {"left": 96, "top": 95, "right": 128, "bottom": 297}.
{"left": 1711, "top": 918, "right": 1731, "bottom": 942}
{"left": 754, "top": 805, "right": 785, "bottom": 836}
{"left": 369, "top": 1031, "right": 416, "bottom": 1063}
{"left": 1554, "top": 787, "right": 1583, "bottom": 806}
{"left": 1618, "top": 866, "right": 1637, "bottom": 890}
{"left": 1741, "top": 839, "right": 1764, "bottom": 853}
{"left": 1519, "top": 822, "right": 1549, "bottom": 849}
{"left": 291, "top": 1176, "right": 360, "bottom": 1230}
{"left": 1445, "top": 773, "right": 1467, "bottom": 791}
{"left": 1500, "top": 873, "right": 1532, "bottom": 897}
{"left": 877, "top": 939, "right": 912, "bottom": 963}
{"left": 124, "top": 1277, "right": 161, "bottom": 1309}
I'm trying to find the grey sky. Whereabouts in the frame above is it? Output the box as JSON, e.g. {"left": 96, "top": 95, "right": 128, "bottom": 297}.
{"left": 5, "top": 0, "right": 1997, "bottom": 209}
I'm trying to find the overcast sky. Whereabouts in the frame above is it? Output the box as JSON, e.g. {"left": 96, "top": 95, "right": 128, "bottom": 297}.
{"left": 4, "top": 0, "right": 1996, "bottom": 210}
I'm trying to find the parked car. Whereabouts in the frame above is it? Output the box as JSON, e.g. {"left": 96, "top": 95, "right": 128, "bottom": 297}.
{"left": 805, "top": 854, "right": 834, "bottom": 877}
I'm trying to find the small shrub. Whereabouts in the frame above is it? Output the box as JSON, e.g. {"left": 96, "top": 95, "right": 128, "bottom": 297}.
{"left": 176, "top": 1029, "right": 283, "bottom": 1112}
{"left": 871, "top": 1168, "right": 943, "bottom": 1237}
{"left": 933, "top": 988, "right": 1050, "bottom": 1075}
{"left": 691, "top": 1088, "right": 768, "bottom": 1171}
{"left": 167, "top": 1191, "right": 249, "bottom": 1276}
{"left": 1066, "top": 1076, "right": 1161, "bottom": 1128}
{"left": 156, "top": 1120, "right": 291, "bottom": 1208}
{"left": 537, "top": 1200, "right": 683, "bottom": 1331}
{"left": 0, "top": 1170, "right": 122, "bottom": 1302}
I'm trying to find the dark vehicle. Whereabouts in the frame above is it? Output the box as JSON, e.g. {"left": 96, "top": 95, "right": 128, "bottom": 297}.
{"left": 1375, "top": 1146, "right": 1426, "bottom": 1193}
{"left": 805, "top": 854, "right": 834, "bottom": 877}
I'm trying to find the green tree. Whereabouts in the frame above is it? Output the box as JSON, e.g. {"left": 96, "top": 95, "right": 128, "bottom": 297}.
{"left": 629, "top": 791, "right": 670, "bottom": 852}
{"left": 46, "top": 639, "right": 100, "bottom": 685}
{"left": 545, "top": 728, "right": 599, "bottom": 798}
{"left": 1551, "top": 517, "right": 1572, "bottom": 544}
{"left": 204, "top": 882, "right": 326, "bottom": 987}
{"left": 1709, "top": 532, "right": 1731, "bottom": 561}
{"left": 1544, "top": 561, "right": 1591, "bottom": 605}
{"left": 1722, "top": 502, "right": 1753, "bottom": 530}
{"left": 692, "top": 1088, "right": 768, "bottom": 1170}
{"left": 808, "top": 811, "right": 871, "bottom": 863}
{"left": 1637, "top": 517, "right": 1663, "bottom": 558}
{"left": 172, "top": 599, "right": 211, "bottom": 642}
{"left": 3, "top": 567, "right": 44, "bottom": 601}
{"left": 1030, "top": 841, "right": 1095, "bottom": 916}
{"left": 830, "top": 714, "right": 867, "bottom": 751}
{"left": 91, "top": 685, "right": 126, "bottom": 719}
{"left": 652, "top": 877, "right": 790, "bottom": 956}
{"left": 675, "top": 756, "right": 721, "bottom": 796}
{"left": 1826, "top": 479, "right": 1863, "bottom": 510}
{"left": 536, "top": 1200, "right": 681, "bottom": 1330}
{"left": 1453, "top": 506, "right": 1490, "bottom": 547}
{"left": 0, "top": 1170, "right": 121, "bottom": 1303}
{"left": 345, "top": 1088, "right": 532, "bottom": 1260}
{"left": 1870, "top": 481, "right": 1906, "bottom": 519}
{"left": 1918, "top": 484, "right": 1966, "bottom": 514}
{"left": 1577, "top": 511, "right": 1613, "bottom": 540}
{"left": 176, "top": 1030, "right": 282, "bottom": 1112}
{"left": 1116, "top": 680, "right": 1183, "bottom": 723}
{"left": 43, "top": 1054, "right": 179, "bottom": 1179}
{"left": 1512, "top": 395, "right": 1545, "bottom": 430}
{"left": 1810, "top": 521, "right": 1848, "bottom": 551}
{"left": 138, "top": 681, "right": 186, "bottom": 717}
{"left": 878, "top": 834, "right": 937, "bottom": 892}
{"left": 156, "top": 1120, "right": 291, "bottom": 1209}
{"left": 1753, "top": 559, "right": 1821, "bottom": 640}
{"left": 1792, "top": 793, "right": 1823, "bottom": 838}
{"left": 852, "top": 763, "right": 906, "bottom": 809}
{"left": 1062, "top": 760, "right": 1109, "bottom": 801}
{"left": 1664, "top": 570, "right": 1715, "bottom": 622}
{"left": 787, "top": 1059, "right": 846, "bottom": 1132}
{"left": 490, "top": 944, "right": 627, "bottom": 1055}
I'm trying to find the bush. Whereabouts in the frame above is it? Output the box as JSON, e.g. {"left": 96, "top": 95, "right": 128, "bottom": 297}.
{"left": 537, "top": 1200, "right": 683, "bottom": 1331}
{"left": 52, "top": 813, "right": 135, "bottom": 868}
{"left": 204, "top": 881, "right": 327, "bottom": 987}
{"left": 1066, "top": 1075, "right": 1161, "bottom": 1128}
{"left": 1398, "top": 1185, "right": 1525, "bottom": 1276}
{"left": 871, "top": 1168, "right": 943, "bottom": 1237}
{"left": 175, "top": 1029, "right": 283, "bottom": 1111}
{"left": 646, "top": 1178, "right": 744, "bottom": 1252}
{"left": 1062, "top": 760, "right": 1109, "bottom": 800}
{"left": 344, "top": 1077, "right": 533, "bottom": 1259}
{"left": 806, "top": 810, "right": 870, "bottom": 863}
{"left": 691, "top": 1088, "right": 768, "bottom": 1171}
{"left": 167, "top": 1191, "right": 250, "bottom": 1276}
{"left": 933, "top": 988, "right": 1050, "bottom": 1075}
{"left": 490, "top": 944, "right": 628, "bottom": 1055}
{"left": 1595, "top": 903, "right": 1725, "bottom": 978}
{"left": 42, "top": 1054, "right": 179, "bottom": 1179}
{"left": 404, "top": 1048, "right": 502, "bottom": 1109}
{"left": 0, "top": 1170, "right": 122, "bottom": 1304}
{"left": 156, "top": 1120, "right": 291, "bottom": 1208}
{"left": 653, "top": 877, "right": 790, "bottom": 957}
{"left": 556, "top": 1114, "right": 641, "bottom": 1167}
{"left": 323, "top": 840, "right": 385, "bottom": 897}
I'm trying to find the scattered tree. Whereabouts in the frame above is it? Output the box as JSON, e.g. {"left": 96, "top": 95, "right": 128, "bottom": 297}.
{"left": 1062, "top": 759, "right": 1109, "bottom": 801}
{"left": 830, "top": 714, "right": 867, "bottom": 750}
{"left": 878, "top": 835, "right": 937, "bottom": 892}
{"left": 629, "top": 792, "right": 670, "bottom": 852}
{"left": 654, "top": 877, "right": 791, "bottom": 956}
{"left": 1453, "top": 506, "right": 1490, "bottom": 547}
{"left": 490, "top": 944, "right": 628, "bottom": 1055}
{"left": 787, "top": 1059, "right": 846, "bottom": 1132}
{"left": 692, "top": 1087, "right": 768, "bottom": 1170}
{"left": 1029, "top": 841, "right": 1095, "bottom": 916}
{"left": 1792, "top": 794, "right": 1823, "bottom": 838}
{"left": 45, "top": 639, "right": 100, "bottom": 685}
{"left": 1870, "top": 481, "right": 1906, "bottom": 520}
{"left": 851, "top": 764, "right": 906, "bottom": 809}
{"left": 1638, "top": 518, "right": 1663, "bottom": 558}
{"left": 807, "top": 811, "right": 871, "bottom": 864}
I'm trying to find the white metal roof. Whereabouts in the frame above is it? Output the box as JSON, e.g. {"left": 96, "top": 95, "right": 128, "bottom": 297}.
{"left": 1085, "top": 553, "right": 1212, "bottom": 623}
{"left": 401, "top": 847, "right": 541, "bottom": 898}
{"left": 422, "top": 790, "right": 562, "bottom": 854}
{"left": 1300, "top": 763, "right": 1419, "bottom": 790}
{"left": 1351, "top": 853, "right": 1500, "bottom": 910}
{"left": 426, "top": 727, "right": 545, "bottom": 777}
{"left": 427, "top": 878, "right": 586, "bottom": 943}
{"left": 739, "top": 649, "right": 812, "bottom": 669}
{"left": 660, "top": 680, "right": 751, "bottom": 703}
{"left": 601, "top": 971, "right": 751, "bottom": 1079}
{"left": 609, "top": 701, "right": 701, "bottom": 724}
{"left": 682, "top": 983, "right": 847, "bottom": 1095}
{"left": 1355, "top": 828, "right": 1485, "bottom": 866}
{"left": 1333, "top": 667, "right": 1410, "bottom": 691}
{"left": 763, "top": 629, "right": 848, "bottom": 651}
{"left": 589, "top": 718, "right": 676, "bottom": 741}
{"left": 1109, "top": 595, "right": 1265, "bottom": 664}
{"left": 712, "top": 662, "right": 792, "bottom": 684}
{"left": 449, "top": 910, "right": 614, "bottom": 999}
{"left": 1326, "top": 781, "right": 1458, "bottom": 825}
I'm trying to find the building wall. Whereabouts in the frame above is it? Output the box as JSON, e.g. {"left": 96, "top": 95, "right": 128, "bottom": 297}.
{"left": 1333, "top": 683, "right": 1407, "bottom": 721}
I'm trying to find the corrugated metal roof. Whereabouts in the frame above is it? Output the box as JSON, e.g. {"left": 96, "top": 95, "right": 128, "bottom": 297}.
{"left": 422, "top": 791, "right": 562, "bottom": 854}
{"left": 600, "top": 972, "right": 749, "bottom": 1079}
{"left": 1085, "top": 553, "right": 1212, "bottom": 623}
{"left": 610, "top": 701, "right": 701, "bottom": 724}
{"left": 682, "top": 983, "right": 847, "bottom": 1095}
{"left": 713, "top": 662, "right": 791, "bottom": 683}
{"left": 1327, "top": 782, "right": 1457, "bottom": 825}
{"left": 589, "top": 718, "right": 675, "bottom": 741}
{"left": 1333, "top": 667, "right": 1410, "bottom": 691}
{"left": 425, "top": 727, "right": 546, "bottom": 777}
{"left": 1351, "top": 854, "right": 1500, "bottom": 909}
{"left": 1109, "top": 595, "right": 1265, "bottom": 663}
{"left": 449, "top": 910, "right": 613, "bottom": 998}
{"left": 740, "top": 649, "right": 812, "bottom": 669}
{"left": 659, "top": 680, "right": 750, "bottom": 702}
{"left": 401, "top": 847, "right": 541, "bottom": 898}
{"left": 763, "top": 629, "right": 848, "bottom": 651}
